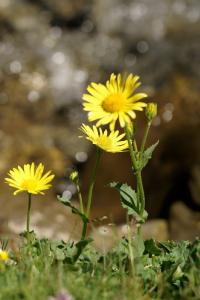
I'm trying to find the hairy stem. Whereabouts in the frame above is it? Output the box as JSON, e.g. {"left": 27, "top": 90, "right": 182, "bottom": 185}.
{"left": 140, "top": 121, "right": 151, "bottom": 153}
{"left": 26, "top": 193, "right": 32, "bottom": 235}
{"left": 76, "top": 183, "right": 84, "bottom": 214}
{"left": 81, "top": 220, "right": 88, "bottom": 240}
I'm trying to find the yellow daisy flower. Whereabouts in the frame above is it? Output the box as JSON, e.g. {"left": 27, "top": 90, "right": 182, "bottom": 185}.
{"left": 83, "top": 73, "right": 147, "bottom": 130}
{"left": 0, "top": 249, "right": 9, "bottom": 261}
{"left": 5, "top": 163, "right": 54, "bottom": 195}
{"left": 80, "top": 124, "right": 128, "bottom": 153}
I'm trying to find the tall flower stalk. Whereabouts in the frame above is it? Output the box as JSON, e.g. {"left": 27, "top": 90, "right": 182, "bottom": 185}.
{"left": 82, "top": 73, "right": 158, "bottom": 241}
{"left": 26, "top": 193, "right": 32, "bottom": 234}
{"left": 5, "top": 163, "right": 54, "bottom": 236}
{"left": 124, "top": 124, "right": 145, "bottom": 233}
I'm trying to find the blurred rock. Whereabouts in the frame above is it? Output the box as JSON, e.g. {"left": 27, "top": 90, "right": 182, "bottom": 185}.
{"left": 91, "top": 225, "right": 120, "bottom": 253}
{"left": 190, "top": 164, "right": 200, "bottom": 205}
{"left": 91, "top": 218, "right": 169, "bottom": 252}
{"left": 145, "top": 74, "right": 200, "bottom": 218}
{"left": 39, "top": 0, "right": 88, "bottom": 19}
{"left": 141, "top": 219, "right": 169, "bottom": 241}
{"left": 169, "top": 201, "right": 200, "bottom": 240}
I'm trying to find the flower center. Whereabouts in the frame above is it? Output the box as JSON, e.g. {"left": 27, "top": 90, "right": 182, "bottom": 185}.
{"left": 102, "top": 93, "right": 125, "bottom": 113}
{"left": 97, "top": 136, "right": 112, "bottom": 149}
{"left": 21, "top": 179, "right": 37, "bottom": 191}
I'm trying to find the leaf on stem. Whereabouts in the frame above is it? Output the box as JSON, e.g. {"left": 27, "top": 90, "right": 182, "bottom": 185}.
{"left": 137, "top": 141, "right": 159, "bottom": 171}
{"left": 57, "top": 195, "right": 89, "bottom": 224}
{"left": 109, "top": 182, "right": 147, "bottom": 223}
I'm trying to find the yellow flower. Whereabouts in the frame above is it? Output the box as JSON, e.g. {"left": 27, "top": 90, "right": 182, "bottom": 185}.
{"left": 80, "top": 124, "right": 128, "bottom": 153}
{"left": 5, "top": 163, "right": 54, "bottom": 195}
{"left": 83, "top": 73, "right": 147, "bottom": 130}
{"left": 0, "top": 249, "right": 9, "bottom": 261}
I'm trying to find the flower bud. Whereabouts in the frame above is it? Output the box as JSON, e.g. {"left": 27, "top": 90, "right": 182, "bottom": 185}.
{"left": 69, "top": 171, "right": 78, "bottom": 183}
{"left": 145, "top": 102, "right": 157, "bottom": 121}
{"left": 126, "top": 122, "right": 135, "bottom": 137}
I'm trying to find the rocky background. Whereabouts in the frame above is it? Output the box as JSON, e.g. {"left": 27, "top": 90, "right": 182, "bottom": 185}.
{"left": 0, "top": 0, "right": 200, "bottom": 244}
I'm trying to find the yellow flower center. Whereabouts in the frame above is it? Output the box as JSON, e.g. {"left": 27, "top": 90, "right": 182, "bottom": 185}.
{"left": 102, "top": 93, "right": 125, "bottom": 113}
{"left": 21, "top": 179, "right": 37, "bottom": 191}
{"left": 97, "top": 136, "right": 112, "bottom": 149}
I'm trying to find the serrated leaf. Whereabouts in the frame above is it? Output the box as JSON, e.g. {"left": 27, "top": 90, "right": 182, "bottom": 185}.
{"left": 138, "top": 141, "right": 159, "bottom": 170}
{"left": 57, "top": 195, "right": 88, "bottom": 224}
{"left": 110, "top": 182, "right": 138, "bottom": 213}
{"left": 110, "top": 182, "right": 148, "bottom": 223}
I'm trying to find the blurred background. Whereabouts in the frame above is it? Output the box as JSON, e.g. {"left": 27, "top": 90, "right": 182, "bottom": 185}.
{"left": 0, "top": 0, "right": 200, "bottom": 244}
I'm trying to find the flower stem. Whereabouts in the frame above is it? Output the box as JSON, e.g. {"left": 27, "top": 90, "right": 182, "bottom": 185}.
{"left": 124, "top": 125, "right": 138, "bottom": 172}
{"left": 26, "top": 193, "right": 32, "bottom": 234}
{"left": 86, "top": 147, "right": 102, "bottom": 218}
{"left": 125, "top": 124, "right": 145, "bottom": 217}
{"left": 140, "top": 121, "right": 151, "bottom": 153}
{"left": 76, "top": 183, "right": 84, "bottom": 214}
{"left": 81, "top": 220, "right": 87, "bottom": 240}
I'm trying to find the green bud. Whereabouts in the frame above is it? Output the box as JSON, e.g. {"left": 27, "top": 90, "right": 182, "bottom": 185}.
{"left": 126, "top": 122, "right": 135, "bottom": 137}
{"left": 145, "top": 102, "right": 157, "bottom": 121}
{"left": 69, "top": 170, "right": 78, "bottom": 182}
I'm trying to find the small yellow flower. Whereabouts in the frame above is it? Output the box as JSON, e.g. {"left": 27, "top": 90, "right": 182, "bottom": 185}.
{"left": 5, "top": 163, "right": 54, "bottom": 195}
{"left": 80, "top": 124, "right": 128, "bottom": 153}
{"left": 0, "top": 249, "right": 9, "bottom": 261}
{"left": 83, "top": 73, "right": 147, "bottom": 130}
{"left": 145, "top": 102, "right": 157, "bottom": 121}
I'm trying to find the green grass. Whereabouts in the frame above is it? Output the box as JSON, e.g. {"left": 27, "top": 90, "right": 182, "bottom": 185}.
{"left": 0, "top": 235, "right": 200, "bottom": 300}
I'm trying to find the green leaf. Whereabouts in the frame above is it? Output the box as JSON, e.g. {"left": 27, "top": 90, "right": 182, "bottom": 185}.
{"left": 138, "top": 141, "right": 159, "bottom": 171}
{"left": 73, "top": 238, "right": 93, "bottom": 262}
{"left": 110, "top": 182, "right": 147, "bottom": 223}
{"left": 57, "top": 195, "right": 88, "bottom": 224}
{"left": 110, "top": 182, "right": 138, "bottom": 213}
{"left": 144, "top": 239, "right": 162, "bottom": 256}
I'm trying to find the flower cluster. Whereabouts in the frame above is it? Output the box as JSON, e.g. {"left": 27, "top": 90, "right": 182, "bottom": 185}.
{"left": 4, "top": 72, "right": 158, "bottom": 247}
{"left": 81, "top": 73, "right": 148, "bottom": 152}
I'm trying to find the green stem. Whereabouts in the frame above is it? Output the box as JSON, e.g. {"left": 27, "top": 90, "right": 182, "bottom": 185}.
{"left": 26, "top": 193, "right": 32, "bottom": 234}
{"left": 132, "top": 139, "right": 141, "bottom": 212}
{"left": 124, "top": 124, "right": 138, "bottom": 172}
{"left": 86, "top": 148, "right": 102, "bottom": 218}
{"left": 133, "top": 139, "right": 138, "bottom": 153}
{"left": 138, "top": 172, "right": 145, "bottom": 214}
{"left": 81, "top": 220, "right": 88, "bottom": 240}
{"left": 126, "top": 215, "right": 135, "bottom": 276}
{"left": 139, "top": 121, "right": 152, "bottom": 213}
{"left": 125, "top": 124, "right": 145, "bottom": 217}
{"left": 140, "top": 121, "right": 151, "bottom": 153}
{"left": 136, "top": 222, "right": 142, "bottom": 237}
{"left": 76, "top": 183, "right": 84, "bottom": 214}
